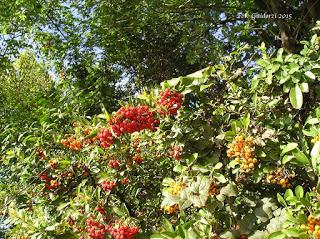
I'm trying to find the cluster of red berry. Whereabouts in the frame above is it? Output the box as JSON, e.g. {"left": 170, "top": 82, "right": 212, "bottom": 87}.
{"left": 121, "top": 177, "right": 129, "bottom": 185}
{"left": 85, "top": 218, "right": 140, "bottom": 239}
{"left": 101, "top": 181, "right": 117, "bottom": 191}
{"left": 60, "top": 137, "right": 83, "bottom": 151}
{"left": 39, "top": 172, "right": 49, "bottom": 182}
{"left": 110, "top": 105, "right": 160, "bottom": 136}
{"left": 169, "top": 145, "right": 182, "bottom": 160}
{"left": 157, "top": 89, "right": 183, "bottom": 116}
{"left": 108, "top": 159, "right": 120, "bottom": 169}
{"left": 38, "top": 173, "right": 60, "bottom": 191}
{"left": 108, "top": 225, "right": 140, "bottom": 239}
{"left": 46, "top": 180, "right": 60, "bottom": 191}
{"left": 48, "top": 159, "right": 58, "bottom": 170}
{"left": 132, "top": 154, "right": 144, "bottom": 164}
{"left": 95, "top": 206, "right": 106, "bottom": 215}
{"left": 86, "top": 218, "right": 107, "bottom": 239}
{"left": 67, "top": 216, "right": 75, "bottom": 226}
{"left": 97, "top": 129, "right": 114, "bottom": 149}
{"left": 35, "top": 148, "right": 45, "bottom": 160}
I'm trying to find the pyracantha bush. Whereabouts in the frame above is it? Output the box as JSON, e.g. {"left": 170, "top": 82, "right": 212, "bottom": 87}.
{"left": 4, "top": 33, "right": 320, "bottom": 239}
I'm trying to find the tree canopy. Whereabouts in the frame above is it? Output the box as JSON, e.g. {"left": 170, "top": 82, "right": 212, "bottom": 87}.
{"left": 2, "top": 0, "right": 320, "bottom": 88}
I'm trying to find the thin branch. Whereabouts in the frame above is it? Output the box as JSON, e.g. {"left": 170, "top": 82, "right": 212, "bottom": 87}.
{"left": 293, "top": 0, "right": 320, "bottom": 38}
{"left": 35, "top": 0, "right": 67, "bottom": 40}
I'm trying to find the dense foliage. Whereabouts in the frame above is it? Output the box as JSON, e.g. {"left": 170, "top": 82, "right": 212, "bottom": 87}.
{"left": 1, "top": 22, "right": 320, "bottom": 238}
{"left": 2, "top": 1, "right": 320, "bottom": 239}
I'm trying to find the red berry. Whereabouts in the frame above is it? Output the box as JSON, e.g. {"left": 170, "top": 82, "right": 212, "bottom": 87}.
{"left": 121, "top": 177, "right": 129, "bottom": 185}
{"left": 101, "top": 181, "right": 117, "bottom": 191}
{"left": 157, "top": 89, "right": 183, "bottom": 116}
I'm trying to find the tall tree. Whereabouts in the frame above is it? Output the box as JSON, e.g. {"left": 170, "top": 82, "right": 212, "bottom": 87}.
{"left": 1, "top": 0, "right": 320, "bottom": 91}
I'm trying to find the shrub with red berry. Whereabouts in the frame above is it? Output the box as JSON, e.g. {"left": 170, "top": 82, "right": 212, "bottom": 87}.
{"left": 9, "top": 57, "right": 320, "bottom": 239}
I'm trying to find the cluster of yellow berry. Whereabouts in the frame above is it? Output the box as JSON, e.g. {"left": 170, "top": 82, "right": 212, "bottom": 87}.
{"left": 161, "top": 204, "right": 179, "bottom": 214}
{"left": 300, "top": 215, "right": 320, "bottom": 238}
{"left": 208, "top": 181, "right": 220, "bottom": 196}
{"left": 227, "top": 135, "right": 257, "bottom": 173}
{"left": 311, "top": 134, "right": 320, "bottom": 144}
{"left": 167, "top": 182, "right": 186, "bottom": 196}
{"left": 267, "top": 168, "right": 293, "bottom": 188}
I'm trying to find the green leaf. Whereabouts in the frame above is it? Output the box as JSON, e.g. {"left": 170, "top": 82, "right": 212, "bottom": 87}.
{"left": 251, "top": 77, "right": 260, "bottom": 90}
{"left": 191, "top": 165, "right": 209, "bottom": 173}
{"left": 213, "top": 162, "right": 223, "bottom": 170}
{"left": 177, "top": 225, "right": 186, "bottom": 238}
{"left": 282, "top": 155, "right": 294, "bottom": 164}
{"left": 284, "top": 189, "right": 294, "bottom": 200}
{"left": 57, "top": 202, "right": 70, "bottom": 211}
{"left": 186, "top": 153, "right": 198, "bottom": 166}
{"left": 277, "top": 193, "right": 287, "bottom": 207}
{"left": 300, "top": 82, "right": 309, "bottom": 93}
{"left": 112, "top": 206, "right": 127, "bottom": 217}
{"left": 292, "top": 150, "right": 309, "bottom": 165}
{"left": 163, "top": 218, "right": 174, "bottom": 232}
{"left": 283, "top": 228, "right": 299, "bottom": 237}
{"left": 181, "top": 89, "right": 192, "bottom": 95}
{"left": 304, "top": 71, "right": 316, "bottom": 80}
{"left": 45, "top": 223, "right": 59, "bottom": 231}
{"left": 101, "top": 106, "right": 111, "bottom": 121}
{"left": 305, "top": 118, "right": 320, "bottom": 125}
{"left": 266, "top": 73, "right": 272, "bottom": 84}
{"left": 150, "top": 234, "right": 164, "bottom": 239}
{"left": 85, "top": 129, "right": 99, "bottom": 139}
{"left": 241, "top": 113, "right": 250, "bottom": 130}
{"left": 295, "top": 185, "right": 304, "bottom": 198}
{"left": 167, "top": 77, "right": 180, "bottom": 87}
{"left": 276, "top": 48, "right": 284, "bottom": 61}
{"left": 213, "top": 173, "right": 227, "bottom": 183}
{"left": 267, "top": 231, "right": 286, "bottom": 239}
{"left": 220, "top": 183, "right": 238, "bottom": 197}
{"left": 311, "top": 142, "right": 320, "bottom": 158}
{"left": 200, "top": 83, "right": 213, "bottom": 91}
{"left": 289, "top": 84, "right": 303, "bottom": 109}
{"left": 296, "top": 212, "right": 308, "bottom": 224}
{"left": 281, "top": 143, "right": 298, "bottom": 156}
{"left": 163, "top": 178, "right": 176, "bottom": 186}
{"left": 288, "top": 62, "right": 300, "bottom": 74}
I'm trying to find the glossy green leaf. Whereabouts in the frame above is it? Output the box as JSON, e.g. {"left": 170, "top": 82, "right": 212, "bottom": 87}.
{"left": 289, "top": 84, "right": 303, "bottom": 109}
